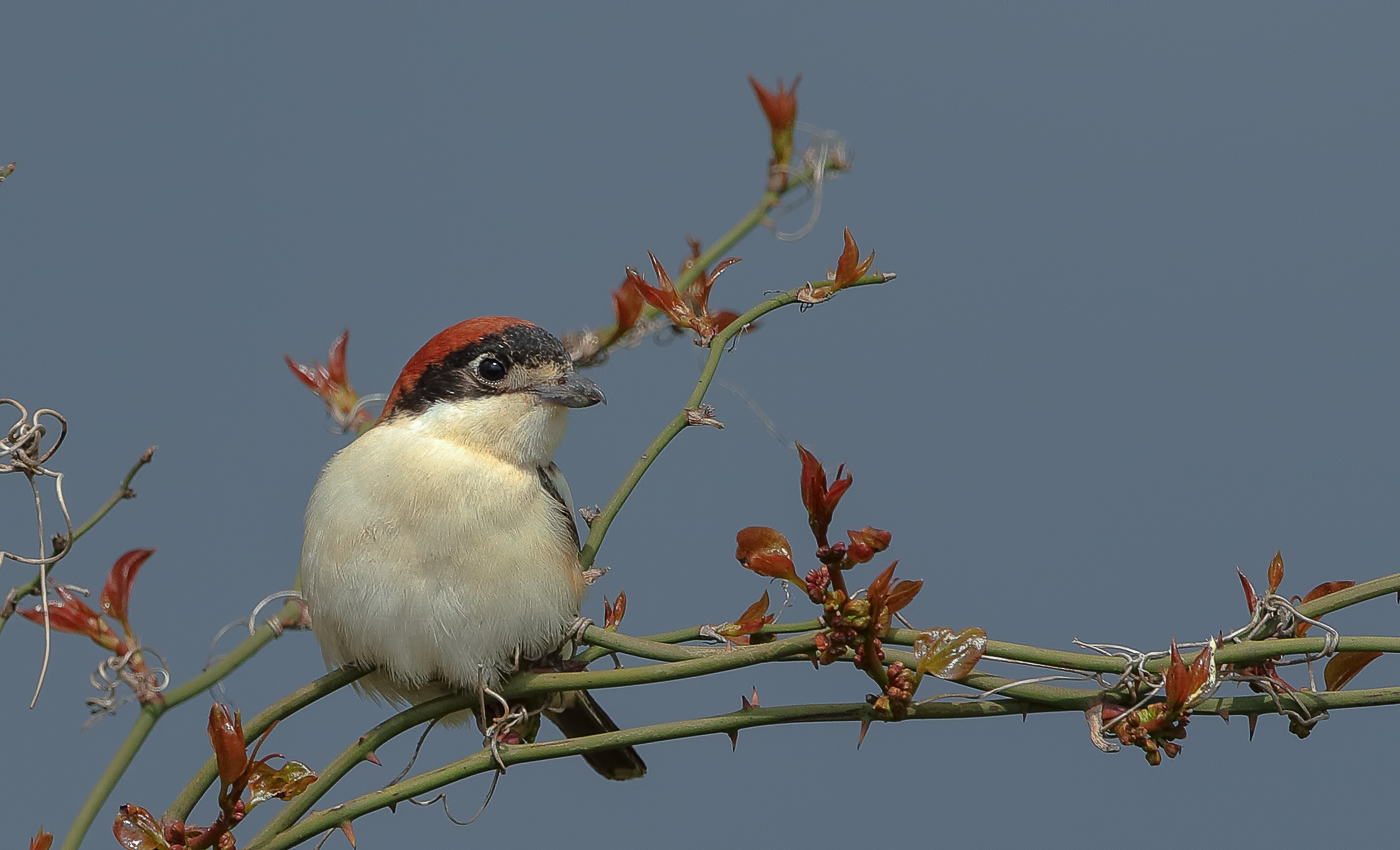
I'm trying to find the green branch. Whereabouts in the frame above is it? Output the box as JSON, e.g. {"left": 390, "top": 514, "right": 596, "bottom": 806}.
{"left": 62, "top": 711, "right": 158, "bottom": 850}
{"left": 248, "top": 693, "right": 464, "bottom": 846}
{"left": 61, "top": 600, "right": 302, "bottom": 850}
{"left": 509, "top": 633, "right": 817, "bottom": 697}
{"left": 583, "top": 165, "right": 834, "bottom": 350}
{"left": 1298, "top": 572, "right": 1400, "bottom": 620}
{"left": 221, "top": 609, "right": 1400, "bottom": 849}
{"left": 1, "top": 447, "right": 156, "bottom": 637}
{"left": 249, "top": 682, "right": 1400, "bottom": 850}
{"left": 572, "top": 618, "right": 821, "bottom": 667}
{"left": 580, "top": 272, "right": 891, "bottom": 568}
{"left": 164, "top": 666, "right": 366, "bottom": 823}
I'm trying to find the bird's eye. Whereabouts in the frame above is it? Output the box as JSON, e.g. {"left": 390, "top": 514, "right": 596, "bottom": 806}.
{"left": 476, "top": 357, "right": 508, "bottom": 382}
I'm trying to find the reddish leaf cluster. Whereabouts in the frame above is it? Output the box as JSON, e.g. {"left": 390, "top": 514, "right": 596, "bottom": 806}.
{"left": 798, "top": 229, "right": 877, "bottom": 305}
{"left": 21, "top": 582, "right": 125, "bottom": 654}
{"left": 730, "top": 443, "right": 984, "bottom": 722}
{"left": 621, "top": 245, "right": 746, "bottom": 346}
{"left": 285, "top": 330, "right": 375, "bottom": 435}
{"left": 713, "top": 590, "right": 778, "bottom": 645}
{"left": 749, "top": 74, "right": 800, "bottom": 187}
{"left": 577, "top": 238, "right": 757, "bottom": 364}
{"left": 1230, "top": 551, "right": 1372, "bottom": 729}
{"left": 1107, "top": 640, "right": 1215, "bottom": 765}
{"left": 118, "top": 704, "right": 317, "bottom": 849}
{"left": 797, "top": 443, "right": 852, "bottom": 546}
{"left": 20, "top": 549, "right": 164, "bottom": 702}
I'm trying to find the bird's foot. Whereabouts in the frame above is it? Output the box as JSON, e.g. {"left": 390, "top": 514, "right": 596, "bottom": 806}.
{"left": 479, "top": 684, "right": 529, "bottom": 773}
{"left": 566, "top": 616, "right": 594, "bottom": 644}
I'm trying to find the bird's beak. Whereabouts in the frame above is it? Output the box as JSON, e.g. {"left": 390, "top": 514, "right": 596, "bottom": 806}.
{"left": 532, "top": 372, "right": 606, "bottom": 408}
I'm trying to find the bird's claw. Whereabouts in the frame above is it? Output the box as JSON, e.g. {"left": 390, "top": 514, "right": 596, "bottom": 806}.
{"left": 566, "top": 616, "right": 594, "bottom": 644}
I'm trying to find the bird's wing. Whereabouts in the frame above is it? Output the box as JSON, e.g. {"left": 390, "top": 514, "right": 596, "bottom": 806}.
{"left": 537, "top": 462, "right": 581, "bottom": 550}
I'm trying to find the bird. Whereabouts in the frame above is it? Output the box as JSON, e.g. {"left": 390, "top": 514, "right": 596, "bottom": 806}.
{"left": 300, "top": 316, "right": 646, "bottom": 780}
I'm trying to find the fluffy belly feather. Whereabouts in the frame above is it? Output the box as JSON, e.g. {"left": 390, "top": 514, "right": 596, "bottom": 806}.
{"left": 300, "top": 424, "right": 586, "bottom": 702}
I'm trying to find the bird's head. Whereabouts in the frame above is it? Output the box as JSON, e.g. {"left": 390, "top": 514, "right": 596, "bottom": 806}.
{"left": 378, "top": 317, "right": 604, "bottom": 466}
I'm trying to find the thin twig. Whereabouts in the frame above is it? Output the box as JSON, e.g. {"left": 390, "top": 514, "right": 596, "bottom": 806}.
{"left": 62, "top": 600, "right": 303, "bottom": 850}
{"left": 249, "top": 683, "right": 1400, "bottom": 850}
{"left": 0, "top": 446, "right": 156, "bottom": 638}
{"left": 579, "top": 272, "right": 891, "bottom": 569}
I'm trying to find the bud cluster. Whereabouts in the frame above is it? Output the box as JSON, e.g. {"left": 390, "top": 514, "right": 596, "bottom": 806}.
{"left": 736, "top": 445, "right": 928, "bottom": 713}
{"left": 867, "top": 661, "right": 918, "bottom": 720}
{"left": 114, "top": 704, "right": 317, "bottom": 849}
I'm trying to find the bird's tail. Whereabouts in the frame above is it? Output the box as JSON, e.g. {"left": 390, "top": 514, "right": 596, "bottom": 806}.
{"left": 545, "top": 690, "right": 647, "bottom": 780}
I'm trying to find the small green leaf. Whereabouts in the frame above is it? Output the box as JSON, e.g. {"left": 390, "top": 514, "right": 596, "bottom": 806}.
{"left": 912, "top": 627, "right": 987, "bottom": 680}
{"left": 246, "top": 759, "right": 318, "bottom": 810}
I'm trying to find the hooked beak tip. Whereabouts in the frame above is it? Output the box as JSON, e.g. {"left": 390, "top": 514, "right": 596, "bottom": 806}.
{"left": 534, "top": 372, "right": 606, "bottom": 408}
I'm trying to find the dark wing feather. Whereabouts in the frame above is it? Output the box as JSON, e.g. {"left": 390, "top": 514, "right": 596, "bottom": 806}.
{"left": 537, "top": 462, "right": 581, "bottom": 550}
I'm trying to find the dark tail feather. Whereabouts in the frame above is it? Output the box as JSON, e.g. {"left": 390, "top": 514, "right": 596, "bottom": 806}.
{"left": 547, "top": 690, "right": 647, "bottom": 780}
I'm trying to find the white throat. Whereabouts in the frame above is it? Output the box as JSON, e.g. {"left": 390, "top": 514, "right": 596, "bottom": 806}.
{"left": 407, "top": 394, "right": 568, "bottom": 467}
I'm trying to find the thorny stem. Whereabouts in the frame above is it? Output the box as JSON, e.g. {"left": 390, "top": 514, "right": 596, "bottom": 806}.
{"left": 247, "top": 694, "right": 461, "bottom": 846}
{"left": 61, "top": 601, "right": 300, "bottom": 850}
{"left": 159, "top": 574, "right": 1400, "bottom": 850}
{"left": 249, "top": 683, "right": 1400, "bottom": 850}
{"left": 0, "top": 447, "right": 156, "bottom": 638}
{"left": 255, "top": 622, "right": 1400, "bottom": 847}
{"left": 510, "top": 633, "right": 817, "bottom": 697}
{"left": 247, "top": 634, "right": 818, "bottom": 845}
{"left": 573, "top": 618, "right": 823, "bottom": 666}
{"left": 579, "top": 272, "right": 891, "bottom": 569}
{"left": 582, "top": 626, "right": 1400, "bottom": 702}
{"left": 96, "top": 578, "right": 1400, "bottom": 849}
{"left": 580, "top": 627, "right": 1110, "bottom": 704}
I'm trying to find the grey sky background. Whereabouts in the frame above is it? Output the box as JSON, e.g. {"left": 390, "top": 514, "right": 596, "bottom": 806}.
{"left": 3, "top": 4, "right": 1398, "bottom": 847}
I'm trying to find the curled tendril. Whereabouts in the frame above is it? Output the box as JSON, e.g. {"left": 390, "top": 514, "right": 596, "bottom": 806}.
{"left": 775, "top": 126, "right": 851, "bottom": 242}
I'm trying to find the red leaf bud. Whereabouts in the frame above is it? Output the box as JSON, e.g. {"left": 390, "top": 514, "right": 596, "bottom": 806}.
{"left": 208, "top": 703, "right": 248, "bottom": 787}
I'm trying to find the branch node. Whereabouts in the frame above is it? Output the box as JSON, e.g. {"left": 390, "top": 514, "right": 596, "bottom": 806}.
{"left": 684, "top": 404, "right": 724, "bottom": 429}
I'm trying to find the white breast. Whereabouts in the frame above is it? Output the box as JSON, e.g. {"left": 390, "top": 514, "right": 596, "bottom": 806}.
{"left": 300, "top": 410, "right": 586, "bottom": 704}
